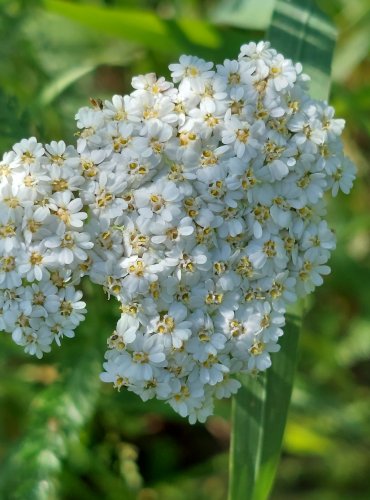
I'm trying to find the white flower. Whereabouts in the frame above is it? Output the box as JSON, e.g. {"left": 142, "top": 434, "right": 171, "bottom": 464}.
{"left": 247, "top": 233, "right": 288, "bottom": 274}
{"left": 45, "top": 140, "right": 80, "bottom": 169}
{"left": 169, "top": 55, "right": 214, "bottom": 84}
{"left": 135, "top": 178, "right": 183, "bottom": 223}
{"left": 187, "top": 310, "right": 227, "bottom": 362}
{"left": 17, "top": 243, "right": 51, "bottom": 281}
{"left": 44, "top": 227, "right": 93, "bottom": 266}
{"left": 150, "top": 302, "right": 192, "bottom": 349}
{"left": 295, "top": 253, "right": 331, "bottom": 295}
{"left": 166, "top": 379, "right": 204, "bottom": 419}
{"left": 115, "top": 313, "right": 140, "bottom": 344}
{"left": 48, "top": 191, "right": 87, "bottom": 229}
{"left": 0, "top": 252, "right": 22, "bottom": 288}
{"left": 328, "top": 156, "right": 356, "bottom": 196}
{"left": 55, "top": 286, "right": 86, "bottom": 326}
{"left": 222, "top": 114, "right": 264, "bottom": 159}
{"left": 1, "top": 40, "right": 355, "bottom": 422}
{"left": 12, "top": 137, "right": 45, "bottom": 165}
{"left": 23, "top": 282, "right": 60, "bottom": 317}
{"left": 213, "top": 376, "right": 241, "bottom": 399}
{"left": 21, "top": 206, "right": 50, "bottom": 245}
{"left": 247, "top": 338, "right": 280, "bottom": 371}
{"left": 120, "top": 254, "right": 159, "bottom": 298}
{"left": 131, "top": 73, "right": 174, "bottom": 96}
{"left": 267, "top": 54, "right": 298, "bottom": 92}
{"left": 301, "top": 221, "right": 335, "bottom": 260}
{"left": 104, "top": 333, "right": 166, "bottom": 381}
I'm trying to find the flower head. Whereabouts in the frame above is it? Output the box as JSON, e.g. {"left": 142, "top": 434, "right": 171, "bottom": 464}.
{"left": 1, "top": 41, "right": 355, "bottom": 423}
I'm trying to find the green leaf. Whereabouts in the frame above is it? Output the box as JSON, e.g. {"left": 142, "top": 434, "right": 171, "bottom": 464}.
{"left": 42, "top": 0, "right": 221, "bottom": 53}
{"left": 228, "top": 3, "right": 337, "bottom": 497}
{"left": 228, "top": 311, "right": 302, "bottom": 500}
{"left": 267, "top": 0, "right": 337, "bottom": 100}
{"left": 42, "top": 0, "right": 180, "bottom": 52}
{"left": 41, "top": 0, "right": 247, "bottom": 63}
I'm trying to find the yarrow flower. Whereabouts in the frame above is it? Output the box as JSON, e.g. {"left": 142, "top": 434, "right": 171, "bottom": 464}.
{"left": 0, "top": 41, "right": 355, "bottom": 422}
{"left": 0, "top": 138, "right": 90, "bottom": 358}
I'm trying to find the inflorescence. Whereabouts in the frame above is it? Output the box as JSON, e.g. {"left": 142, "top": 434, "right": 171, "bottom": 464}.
{"left": 0, "top": 42, "right": 355, "bottom": 422}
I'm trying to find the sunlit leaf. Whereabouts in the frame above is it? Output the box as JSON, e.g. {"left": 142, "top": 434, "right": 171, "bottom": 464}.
{"left": 43, "top": 0, "right": 222, "bottom": 53}
{"left": 43, "top": 0, "right": 179, "bottom": 52}
{"left": 42, "top": 0, "right": 247, "bottom": 62}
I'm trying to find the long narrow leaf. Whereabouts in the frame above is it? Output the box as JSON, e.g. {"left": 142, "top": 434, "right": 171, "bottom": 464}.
{"left": 229, "top": 2, "right": 336, "bottom": 499}
{"left": 229, "top": 312, "right": 302, "bottom": 500}
{"left": 267, "top": 0, "right": 337, "bottom": 100}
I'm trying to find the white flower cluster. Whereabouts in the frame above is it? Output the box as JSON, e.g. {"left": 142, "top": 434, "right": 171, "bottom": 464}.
{"left": 75, "top": 41, "right": 355, "bottom": 422}
{"left": 1, "top": 41, "right": 355, "bottom": 423}
{"left": 0, "top": 138, "right": 89, "bottom": 358}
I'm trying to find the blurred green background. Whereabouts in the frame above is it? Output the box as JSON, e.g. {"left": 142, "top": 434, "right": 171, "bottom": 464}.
{"left": 0, "top": 0, "right": 369, "bottom": 499}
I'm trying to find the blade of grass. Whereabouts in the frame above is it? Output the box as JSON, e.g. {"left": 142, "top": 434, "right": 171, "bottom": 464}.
{"left": 229, "top": 2, "right": 336, "bottom": 499}
{"left": 228, "top": 311, "right": 302, "bottom": 500}
{"left": 267, "top": 0, "right": 337, "bottom": 100}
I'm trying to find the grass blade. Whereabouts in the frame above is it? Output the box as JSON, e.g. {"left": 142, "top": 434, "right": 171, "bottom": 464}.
{"left": 267, "top": 0, "right": 337, "bottom": 100}
{"left": 228, "top": 312, "right": 302, "bottom": 500}
{"left": 229, "top": 2, "right": 336, "bottom": 499}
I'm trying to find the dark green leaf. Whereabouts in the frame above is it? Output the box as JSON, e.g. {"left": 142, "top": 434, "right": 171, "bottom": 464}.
{"left": 228, "top": 311, "right": 302, "bottom": 500}
{"left": 267, "top": 0, "right": 337, "bottom": 100}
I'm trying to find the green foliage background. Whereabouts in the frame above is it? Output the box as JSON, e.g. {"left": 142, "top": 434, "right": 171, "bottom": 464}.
{"left": 0, "top": 1, "right": 369, "bottom": 498}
